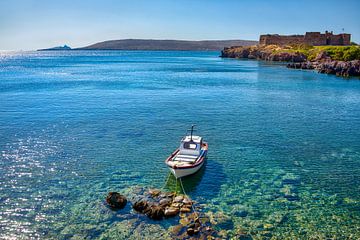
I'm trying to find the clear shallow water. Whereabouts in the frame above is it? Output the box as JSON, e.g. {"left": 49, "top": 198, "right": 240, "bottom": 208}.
{"left": 0, "top": 50, "right": 359, "bottom": 239}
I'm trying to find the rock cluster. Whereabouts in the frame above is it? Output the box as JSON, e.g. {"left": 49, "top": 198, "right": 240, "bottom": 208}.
{"left": 106, "top": 192, "right": 127, "bottom": 209}
{"left": 132, "top": 189, "right": 193, "bottom": 220}
{"left": 287, "top": 59, "right": 360, "bottom": 77}
{"left": 106, "top": 189, "right": 221, "bottom": 238}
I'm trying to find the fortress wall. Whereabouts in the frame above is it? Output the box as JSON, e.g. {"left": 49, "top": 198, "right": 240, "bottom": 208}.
{"left": 260, "top": 32, "right": 351, "bottom": 46}
{"left": 260, "top": 35, "right": 304, "bottom": 46}
{"left": 304, "top": 32, "right": 326, "bottom": 45}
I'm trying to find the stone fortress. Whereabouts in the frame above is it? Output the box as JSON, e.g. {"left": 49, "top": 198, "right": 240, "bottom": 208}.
{"left": 259, "top": 31, "right": 351, "bottom": 46}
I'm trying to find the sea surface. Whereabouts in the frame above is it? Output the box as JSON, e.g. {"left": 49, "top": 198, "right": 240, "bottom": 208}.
{"left": 0, "top": 50, "right": 359, "bottom": 239}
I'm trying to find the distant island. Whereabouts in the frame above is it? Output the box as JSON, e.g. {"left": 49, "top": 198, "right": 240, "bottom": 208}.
{"left": 76, "top": 39, "right": 258, "bottom": 51}
{"left": 38, "top": 45, "right": 71, "bottom": 51}
{"left": 38, "top": 39, "right": 257, "bottom": 51}
{"left": 77, "top": 39, "right": 257, "bottom": 51}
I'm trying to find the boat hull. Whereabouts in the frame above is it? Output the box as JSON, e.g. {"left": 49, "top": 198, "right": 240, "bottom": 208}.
{"left": 168, "top": 159, "right": 205, "bottom": 178}
{"left": 165, "top": 142, "right": 208, "bottom": 178}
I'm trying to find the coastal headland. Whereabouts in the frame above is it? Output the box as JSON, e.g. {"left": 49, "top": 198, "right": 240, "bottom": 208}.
{"left": 221, "top": 31, "right": 360, "bottom": 77}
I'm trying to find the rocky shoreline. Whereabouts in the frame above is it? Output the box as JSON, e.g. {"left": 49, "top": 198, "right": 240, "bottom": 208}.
{"left": 286, "top": 59, "right": 360, "bottom": 77}
{"left": 221, "top": 45, "right": 360, "bottom": 77}
{"left": 105, "top": 188, "right": 225, "bottom": 239}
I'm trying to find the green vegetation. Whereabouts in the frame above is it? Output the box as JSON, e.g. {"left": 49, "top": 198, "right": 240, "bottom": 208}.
{"left": 283, "top": 45, "right": 360, "bottom": 61}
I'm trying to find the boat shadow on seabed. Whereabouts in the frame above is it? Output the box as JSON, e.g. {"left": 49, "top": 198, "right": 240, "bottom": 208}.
{"left": 163, "top": 158, "right": 226, "bottom": 200}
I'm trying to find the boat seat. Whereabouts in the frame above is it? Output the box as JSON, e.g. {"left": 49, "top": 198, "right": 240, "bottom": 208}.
{"left": 174, "top": 154, "right": 198, "bottom": 163}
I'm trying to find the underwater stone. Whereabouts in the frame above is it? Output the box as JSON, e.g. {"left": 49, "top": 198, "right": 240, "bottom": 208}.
{"left": 284, "top": 194, "right": 300, "bottom": 201}
{"left": 145, "top": 205, "right": 164, "bottom": 220}
{"left": 282, "top": 173, "right": 300, "bottom": 185}
{"left": 282, "top": 178, "right": 301, "bottom": 185}
{"left": 212, "top": 211, "right": 234, "bottom": 230}
{"left": 169, "top": 224, "right": 183, "bottom": 236}
{"left": 132, "top": 199, "right": 149, "bottom": 213}
{"left": 263, "top": 223, "right": 274, "bottom": 230}
{"left": 106, "top": 192, "right": 127, "bottom": 209}
{"left": 182, "top": 197, "right": 192, "bottom": 205}
{"left": 171, "top": 202, "right": 182, "bottom": 208}
{"left": 164, "top": 207, "right": 179, "bottom": 217}
{"left": 174, "top": 195, "right": 184, "bottom": 203}
{"left": 148, "top": 189, "right": 161, "bottom": 197}
{"left": 233, "top": 210, "right": 248, "bottom": 218}
{"left": 159, "top": 193, "right": 167, "bottom": 198}
{"left": 159, "top": 198, "right": 172, "bottom": 206}
{"left": 180, "top": 207, "right": 191, "bottom": 213}
{"left": 186, "top": 227, "right": 195, "bottom": 236}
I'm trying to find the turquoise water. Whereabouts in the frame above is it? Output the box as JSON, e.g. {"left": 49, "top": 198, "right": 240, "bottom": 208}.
{"left": 0, "top": 50, "right": 359, "bottom": 239}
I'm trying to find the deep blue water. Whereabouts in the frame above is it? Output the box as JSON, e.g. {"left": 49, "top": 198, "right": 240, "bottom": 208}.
{"left": 0, "top": 50, "right": 359, "bottom": 239}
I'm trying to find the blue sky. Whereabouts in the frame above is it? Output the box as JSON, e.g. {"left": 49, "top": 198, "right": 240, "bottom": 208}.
{"left": 0, "top": 0, "right": 359, "bottom": 50}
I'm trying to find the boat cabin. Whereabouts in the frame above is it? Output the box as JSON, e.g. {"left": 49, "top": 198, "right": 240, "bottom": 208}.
{"left": 179, "top": 135, "right": 202, "bottom": 156}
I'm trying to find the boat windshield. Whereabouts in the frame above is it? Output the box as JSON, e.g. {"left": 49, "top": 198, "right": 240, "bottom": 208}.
{"left": 183, "top": 142, "right": 197, "bottom": 150}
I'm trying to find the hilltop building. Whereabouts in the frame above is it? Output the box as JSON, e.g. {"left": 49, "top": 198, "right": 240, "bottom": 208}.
{"left": 259, "top": 31, "right": 351, "bottom": 46}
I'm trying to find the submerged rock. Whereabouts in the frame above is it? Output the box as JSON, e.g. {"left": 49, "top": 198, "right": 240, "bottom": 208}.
{"left": 233, "top": 210, "right": 248, "bottom": 218}
{"left": 284, "top": 194, "right": 300, "bottom": 201}
{"left": 180, "top": 207, "right": 191, "bottom": 213}
{"left": 132, "top": 199, "right": 148, "bottom": 213}
{"left": 186, "top": 226, "right": 195, "bottom": 236}
{"left": 173, "top": 195, "right": 184, "bottom": 203}
{"left": 159, "top": 198, "right": 172, "bottom": 207}
{"left": 106, "top": 192, "right": 127, "bottom": 209}
{"left": 164, "top": 206, "right": 179, "bottom": 217}
{"left": 209, "top": 211, "right": 234, "bottom": 230}
{"left": 145, "top": 205, "right": 164, "bottom": 220}
{"left": 148, "top": 188, "right": 161, "bottom": 197}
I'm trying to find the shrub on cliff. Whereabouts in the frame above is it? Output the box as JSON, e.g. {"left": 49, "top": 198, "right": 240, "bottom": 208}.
{"left": 342, "top": 46, "right": 360, "bottom": 61}
{"left": 292, "top": 45, "right": 360, "bottom": 61}
{"left": 314, "top": 46, "right": 360, "bottom": 61}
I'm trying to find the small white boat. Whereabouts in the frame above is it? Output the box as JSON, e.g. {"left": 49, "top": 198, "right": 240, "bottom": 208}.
{"left": 165, "top": 125, "right": 208, "bottom": 178}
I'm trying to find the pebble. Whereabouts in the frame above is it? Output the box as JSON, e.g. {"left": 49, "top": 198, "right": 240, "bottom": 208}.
{"left": 174, "top": 195, "right": 184, "bottom": 203}
{"left": 180, "top": 207, "right": 191, "bottom": 213}
{"left": 164, "top": 207, "right": 179, "bottom": 217}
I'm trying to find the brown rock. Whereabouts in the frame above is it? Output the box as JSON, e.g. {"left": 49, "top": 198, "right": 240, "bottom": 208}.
{"left": 166, "top": 192, "right": 175, "bottom": 198}
{"left": 148, "top": 189, "right": 161, "bottom": 196}
{"left": 164, "top": 207, "right": 179, "bottom": 217}
{"left": 183, "top": 204, "right": 192, "bottom": 209}
{"left": 171, "top": 202, "right": 182, "bottom": 208}
{"left": 106, "top": 192, "right": 127, "bottom": 209}
{"left": 182, "top": 197, "right": 192, "bottom": 205}
{"left": 145, "top": 205, "right": 164, "bottom": 220}
{"left": 173, "top": 195, "right": 184, "bottom": 203}
{"left": 180, "top": 207, "right": 191, "bottom": 213}
{"left": 180, "top": 217, "right": 191, "bottom": 226}
{"left": 169, "top": 224, "right": 183, "bottom": 235}
{"left": 159, "top": 198, "right": 172, "bottom": 206}
{"left": 187, "top": 227, "right": 195, "bottom": 236}
{"left": 132, "top": 199, "right": 148, "bottom": 213}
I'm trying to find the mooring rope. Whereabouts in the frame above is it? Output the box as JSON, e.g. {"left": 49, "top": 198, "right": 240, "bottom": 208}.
{"left": 160, "top": 172, "right": 172, "bottom": 191}
{"left": 178, "top": 177, "right": 203, "bottom": 226}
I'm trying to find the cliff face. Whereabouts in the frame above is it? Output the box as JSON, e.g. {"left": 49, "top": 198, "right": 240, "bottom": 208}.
{"left": 221, "top": 45, "right": 307, "bottom": 62}
{"left": 221, "top": 45, "right": 360, "bottom": 77}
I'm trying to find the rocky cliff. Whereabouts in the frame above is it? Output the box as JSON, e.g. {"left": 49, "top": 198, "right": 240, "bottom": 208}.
{"left": 221, "top": 45, "right": 307, "bottom": 62}
{"left": 221, "top": 45, "right": 360, "bottom": 77}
